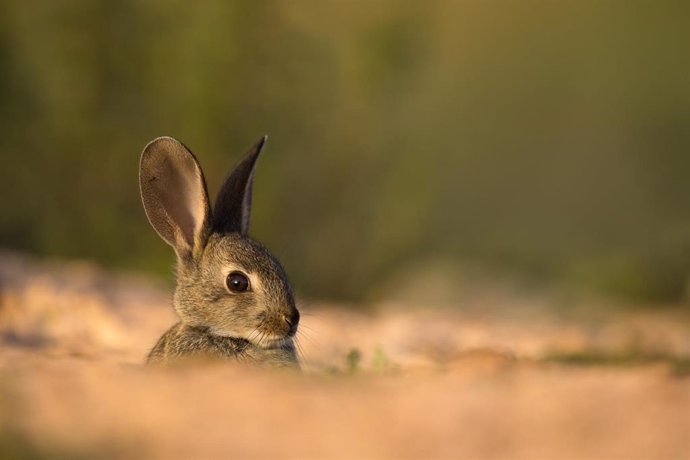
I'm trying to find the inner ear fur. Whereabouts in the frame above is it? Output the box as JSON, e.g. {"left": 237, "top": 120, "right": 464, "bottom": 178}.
{"left": 139, "top": 137, "right": 212, "bottom": 258}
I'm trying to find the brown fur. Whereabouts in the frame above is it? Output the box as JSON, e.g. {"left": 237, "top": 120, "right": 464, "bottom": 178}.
{"left": 140, "top": 136, "right": 300, "bottom": 367}
{"left": 147, "top": 323, "right": 297, "bottom": 367}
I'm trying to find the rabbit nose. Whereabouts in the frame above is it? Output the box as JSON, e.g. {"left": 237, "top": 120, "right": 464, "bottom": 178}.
{"left": 282, "top": 309, "right": 300, "bottom": 333}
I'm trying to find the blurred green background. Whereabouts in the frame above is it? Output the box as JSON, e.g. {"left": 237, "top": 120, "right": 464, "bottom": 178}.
{"left": 0, "top": 1, "right": 688, "bottom": 304}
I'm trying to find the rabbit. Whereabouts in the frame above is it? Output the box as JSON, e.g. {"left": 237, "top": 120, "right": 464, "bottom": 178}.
{"left": 139, "top": 135, "right": 300, "bottom": 367}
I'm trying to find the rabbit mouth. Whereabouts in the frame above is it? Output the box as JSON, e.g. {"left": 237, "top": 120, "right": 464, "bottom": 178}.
{"left": 209, "top": 329, "right": 292, "bottom": 350}
{"left": 254, "top": 335, "right": 294, "bottom": 350}
{"left": 208, "top": 321, "right": 295, "bottom": 347}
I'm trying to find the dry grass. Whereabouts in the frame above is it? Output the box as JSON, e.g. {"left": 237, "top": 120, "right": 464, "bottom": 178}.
{"left": 1, "top": 252, "right": 689, "bottom": 459}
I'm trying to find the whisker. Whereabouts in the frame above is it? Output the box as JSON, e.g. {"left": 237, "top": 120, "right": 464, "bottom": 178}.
{"left": 298, "top": 326, "right": 318, "bottom": 342}
{"left": 298, "top": 324, "right": 317, "bottom": 333}
{"left": 246, "top": 328, "right": 257, "bottom": 341}
{"left": 246, "top": 328, "right": 260, "bottom": 344}
{"left": 296, "top": 330, "right": 316, "bottom": 347}
{"left": 299, "top": 312, "right": 317, "bottom": 317}
{"left": 297, "top": 325, "right": 318, "bottom": 342}
{"left": 257, "top": 330, "right": 268, "bottom": 348}
{"left": 297, "top": 327, "right": 317, "bottom": 340}
{"left": 294, "top": 337, "right": 306, "bottom": 362}
{"left": 247, "top": 318, "right": 267, "bottom": 344}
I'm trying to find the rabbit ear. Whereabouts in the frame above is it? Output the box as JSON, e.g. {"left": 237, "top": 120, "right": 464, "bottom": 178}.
{"left": 213, "top": 135, "right": 267, "bottom": 235}
{"left": 140, "top": 137, "right": 212, "bottom": 258}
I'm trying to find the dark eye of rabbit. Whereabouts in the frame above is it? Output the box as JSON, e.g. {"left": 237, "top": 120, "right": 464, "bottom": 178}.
{"left": 226, "top": 272, "right": 250, "bottom": 293}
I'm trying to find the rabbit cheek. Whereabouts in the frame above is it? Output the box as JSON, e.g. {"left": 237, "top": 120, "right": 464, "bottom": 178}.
{"left": 255, "top": 310, "right": 292, "bottom": 340}
{"left": 213, "top": 296, "right": 258, "bottom": 337}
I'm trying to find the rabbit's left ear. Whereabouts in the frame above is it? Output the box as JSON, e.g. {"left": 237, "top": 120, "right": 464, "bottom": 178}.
{"left": 139, "top": 137, "right": 212, "bottom": 258}
{"left": 213, "top": 136, "right": 267, "bottom": 235}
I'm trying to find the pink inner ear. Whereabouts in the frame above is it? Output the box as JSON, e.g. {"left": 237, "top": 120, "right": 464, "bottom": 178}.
{"left": 157, "top": 153, "right": 207, "bottom": 249}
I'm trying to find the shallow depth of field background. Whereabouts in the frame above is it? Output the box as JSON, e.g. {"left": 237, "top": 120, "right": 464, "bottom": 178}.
{"left": 0, "top": 2, "right": 689, "bottom": 459}
{"left": 1, "top": 0, "right": 689, "bottom": 304}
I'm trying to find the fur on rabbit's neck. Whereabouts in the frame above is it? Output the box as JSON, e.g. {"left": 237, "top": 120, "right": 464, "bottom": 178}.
{"left": 147, "top": 322, "right": 299, "bottom": 367}
{"left": 191, "top": 325, "right": 253, "bottom": 353}
{"left": 194, "top": 325, "right": 299, "bottom": 367}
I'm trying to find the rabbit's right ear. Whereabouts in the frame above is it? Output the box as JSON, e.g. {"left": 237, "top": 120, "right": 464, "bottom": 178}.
{"left": 139, "top": 137, "right": 212, "bottom": 259}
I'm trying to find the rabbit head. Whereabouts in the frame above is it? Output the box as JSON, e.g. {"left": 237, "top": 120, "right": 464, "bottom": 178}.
{"left": 139, "top": 136, "right": 299, "bottom": 349}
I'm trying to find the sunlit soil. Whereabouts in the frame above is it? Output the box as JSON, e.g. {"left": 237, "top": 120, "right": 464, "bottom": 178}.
{"left": 1, "top": 252, "right": 688, "bottom": 459}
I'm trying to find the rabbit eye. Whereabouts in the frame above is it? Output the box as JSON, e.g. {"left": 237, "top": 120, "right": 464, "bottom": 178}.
{"left": 226, "top": 271, "right": 250, "bottom": 293}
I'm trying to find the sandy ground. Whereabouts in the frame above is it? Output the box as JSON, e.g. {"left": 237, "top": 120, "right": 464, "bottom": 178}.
{"left": 0, "top": 252, "right": 689, "bottom": 459}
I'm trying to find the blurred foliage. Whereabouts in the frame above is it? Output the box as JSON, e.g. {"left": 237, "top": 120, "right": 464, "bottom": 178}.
{"left": 346, "top": 348, "right": 362, "bottom": 375}
{"left": 0, "top": 429, "right": 98, "bottom": 460}
{"left": 544, "top": 350, "right": 690, "bottom": 377}
{"left": 0, "top": 1, "right": 688, "bottom": 303}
